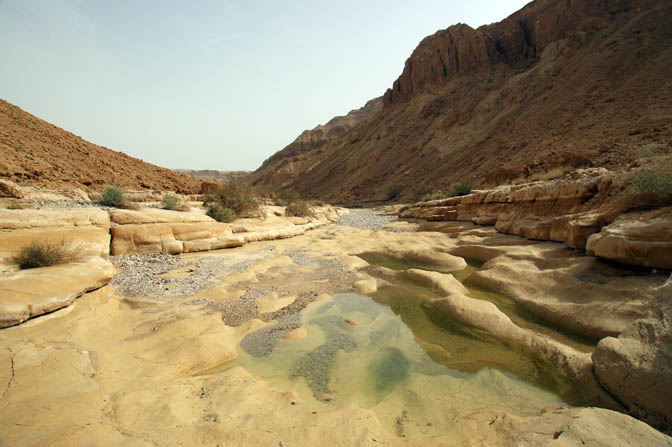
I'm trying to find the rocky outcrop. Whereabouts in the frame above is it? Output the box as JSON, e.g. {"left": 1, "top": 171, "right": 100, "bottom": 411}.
{"left": 0, "top": 207, "right": 114, "bottom": 327}
{"left": 250, "top": 0, "right": 672, "bottom": 203}
{"left": 109, "top": 206, "right": 339, "bottom": 256}
{"left": 586, "top": 206, "right": 672, "bottom": 269}
{"left": 0, "top": 208, "right": 111, "bottom": 272}
{"left": 592, "top": 280, "right": 672, "bottom": 431}
{"left": 0, "top": 257, "right": 114, "bottom": 328}
{"left": 400, "top": 170, "right": 672, "bottom": 270}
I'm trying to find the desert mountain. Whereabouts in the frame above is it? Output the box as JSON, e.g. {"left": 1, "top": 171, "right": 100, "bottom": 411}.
{"left": 0, "top": 99, "right": 200, "bottom": 193}
{"left": 251, "top": 0, "right": 672, "bottom": 203}
{"left": 176, "top": 169, "right": 249, "bottom": 182}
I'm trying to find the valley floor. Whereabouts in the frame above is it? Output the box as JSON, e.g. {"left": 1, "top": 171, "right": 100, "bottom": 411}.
{"left": 1, "top": 210, "right": 670, "bottom": 446}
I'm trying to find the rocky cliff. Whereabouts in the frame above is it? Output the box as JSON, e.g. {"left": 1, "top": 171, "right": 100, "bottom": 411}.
{"left": 251, "top": 0, "right": 672, "bottom": 203}
{"left": 0, "top": 99, "right": 201, "bottom": 193}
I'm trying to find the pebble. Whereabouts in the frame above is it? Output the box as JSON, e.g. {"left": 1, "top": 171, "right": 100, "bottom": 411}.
{"left": 334, "top": 209, "right": 415, "bottom": 232}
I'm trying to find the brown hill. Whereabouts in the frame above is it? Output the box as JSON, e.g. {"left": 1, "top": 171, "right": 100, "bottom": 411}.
{"left": 0, "top": 99, "right": 200, "bottom": 193}
{"left": 176, "top": 169, "right": 249, "bottom": 182}
{"left": 251, "top": 0, "right": 672, "bottom": 203}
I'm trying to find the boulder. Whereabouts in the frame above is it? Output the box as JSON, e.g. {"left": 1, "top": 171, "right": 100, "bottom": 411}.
{"left": 592, "top": 280, "right": 672, "bottom": 430}
{"left": 354, "top": 278, "right": 377, "bottom": 294}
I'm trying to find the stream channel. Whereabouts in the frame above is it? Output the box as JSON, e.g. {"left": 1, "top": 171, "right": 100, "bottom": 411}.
{"left": 219, "top": 252, "right": 595, "bottom": 438}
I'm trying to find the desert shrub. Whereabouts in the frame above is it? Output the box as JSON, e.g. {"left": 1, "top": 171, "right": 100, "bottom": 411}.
{"left": 313, "top": 200, "right": 324, "bottom": 207}
{"left": 286, "top": 200, "right": 313, "bottom": 217}
{"left": 204, "top": 178, "right": 259, "bottom": 216}
{"left": 6, "top": 203, "right": 23, "bottom": 210}
{"left": 421, "top": 193, "right": 445, "bottom": 202}
{"left": 207, "top": 203, "right": 235, "bottom": 222}
{"left": 400, "top": 205, "right": 410, "bottom": 213}
{"left": 100, "top": 187, "right": 124, "bottom": 207}
{"left": 11, "top": 240, "right": 81, "bottom": 269}
{"left": 161, "top": 193, "right": 179, "bottom": 210}
{"left": 274, "top": 189, "right": 301, "bottom": 206}
{"left": 449, "top": 178, "right": 474, "bottom": 197}
{"left": 625, "top": 167, "right": 672, "bottom": 209}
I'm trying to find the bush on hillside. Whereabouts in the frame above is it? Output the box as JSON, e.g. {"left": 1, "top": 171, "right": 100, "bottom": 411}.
{"left": 625, "top": 165, "right": 672, "bottom": 209}
{"left": 11, "top": 240, "right": 82, "bottom": 269}
{"left": 286, "top": 200, "right": 314, "bottom": 217}
{"left": 204, "top": 178, "right": 260, "bottom": 217}
{"left": 272, "top": 189, "right": 300, "bottom": 206}
{"left": 161, "top": 193, "right": 179, "bottom": 210}
{"left": 207, "top": 203, "right": 235, "bottom": 222}
{"left": 449, "top": 178, "right": 474, "bottom": 197}
{"left": 100, "top": 187, "right": 124, "bottom": 207}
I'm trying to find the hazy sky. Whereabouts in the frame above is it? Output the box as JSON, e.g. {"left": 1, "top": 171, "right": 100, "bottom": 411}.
{"left": 0, "top": 0, "right": 530, "bottom": 171}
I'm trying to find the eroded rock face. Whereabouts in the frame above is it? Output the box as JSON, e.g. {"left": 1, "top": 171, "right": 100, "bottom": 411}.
{"left": 587, "top": 206, "right": 672, "bottom": 269}
{"left": 109, "top": 206, "right": 339, "bottom": 255}
{"left": 592, "top": 280, "right": 672, "bottom": 430}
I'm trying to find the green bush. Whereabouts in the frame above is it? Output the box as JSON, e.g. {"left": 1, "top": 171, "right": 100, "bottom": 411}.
{"left": 387, "top": 188, "right": 402, "bottom": 201}
{"left": 626, "top": 168, "right": 672, "bottom": 209}
{"left": 449, "top": 178, "right": 474, "bottom": 197}
{"left": 286, "top": 200, "right": 313, "bottom": 217}
{"left": 100, "top": 187, "right": 124, "bottom": 207}
{"left": 161, "top": 193, "right": 179, "bottom": 210}
{"left": 204, "top": 178, "right": 260, "bottom": 216}
{"left": 11, "top": 240, "right": 81, "bottom": 269}
{"left": 313, "top": 200, "right": 324, "bottom": 207}
{"left": 207, "top": 203, "right": 235, "bottom": 222}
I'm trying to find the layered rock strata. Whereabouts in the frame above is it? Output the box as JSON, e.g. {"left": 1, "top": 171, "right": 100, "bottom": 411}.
{"left": 400, "top": 170, "right": 672, "bottom": 269}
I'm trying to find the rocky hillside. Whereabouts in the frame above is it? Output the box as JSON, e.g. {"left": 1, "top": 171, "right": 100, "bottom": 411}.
{"left": 249, "top": 97, "right": 383, "bottom": 191}
{"left": 0, "top": 99, "right": 201, "bottom": 193}
{"left": 175, "top": 169, "right": 249, "bottom": 182}
{"left": 251, "top": 0, "right": 672, "bottom": 203}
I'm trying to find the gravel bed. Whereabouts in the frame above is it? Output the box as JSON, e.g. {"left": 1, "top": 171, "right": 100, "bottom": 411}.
{"left": 334, "top": 208, "right": 415, "bottom": 232}
{"left": 111, "top": 253, "right": 258, "bottom": 299}
{"left": 28, "top": 199, "right": 106, "bottom": 209}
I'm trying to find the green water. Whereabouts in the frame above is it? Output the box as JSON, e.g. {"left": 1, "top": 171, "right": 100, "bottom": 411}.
{"left": 358, "top": 251, "right": 598, "bottom": 353}
{"left": 234, "top": 293, "right": 582, "bottom": 439}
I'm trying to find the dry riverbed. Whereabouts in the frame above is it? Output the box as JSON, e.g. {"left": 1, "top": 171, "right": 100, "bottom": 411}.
{"left": 1, "top": 210, "right": 670, "bottom": 446}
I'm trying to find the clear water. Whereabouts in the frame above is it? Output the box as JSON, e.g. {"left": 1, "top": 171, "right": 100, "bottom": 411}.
{"left": 357, "top": 251, "right": 598, "bottom": 352}
{"left": 233, "top": 293, "right": 578, "bottom": 439}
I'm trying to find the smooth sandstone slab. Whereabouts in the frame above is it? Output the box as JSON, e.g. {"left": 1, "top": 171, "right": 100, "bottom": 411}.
{"left": 586, "top": 206, "right": 672, "bottom": 269}
{"left": 0, "top": 257, "right": 115, "bottom": 328}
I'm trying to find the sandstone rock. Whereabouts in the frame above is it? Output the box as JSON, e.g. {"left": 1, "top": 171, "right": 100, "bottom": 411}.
{"left": 548, "top": 408, "right": 672, "bottom": 447}
{"left": 0, "top": 179, "right": 25, "bottom": 198}
{"left": 354, "top": 278, "right": 377, "bottom": 294}
{"left": 586, "top": 206, "right": 672, "bottom": 269}
{"left": 0, "top": 208, "right": 111, "bottom": 271}
{"left": 431, "top": 292, "right": 617, "bottom": 408}
{"left": 396, "top": 269, "right": 469, "bottom": 296}
{"left": 592, "top": 280, "right": 672, "bottom": 430}
{"left": 0, "top": 256, "right": 115, "bottom": 328}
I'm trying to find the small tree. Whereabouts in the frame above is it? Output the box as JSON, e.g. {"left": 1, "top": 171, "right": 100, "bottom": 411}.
{"left": 204, "top": 178, "right": 260, "bottom": 217}
{"left": 100, "top": 187, "right": 124, "bottom": 206}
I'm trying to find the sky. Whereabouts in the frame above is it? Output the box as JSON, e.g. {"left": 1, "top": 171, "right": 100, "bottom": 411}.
{"left": 0, "top": 0, "right": 530, "bottom": 171}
